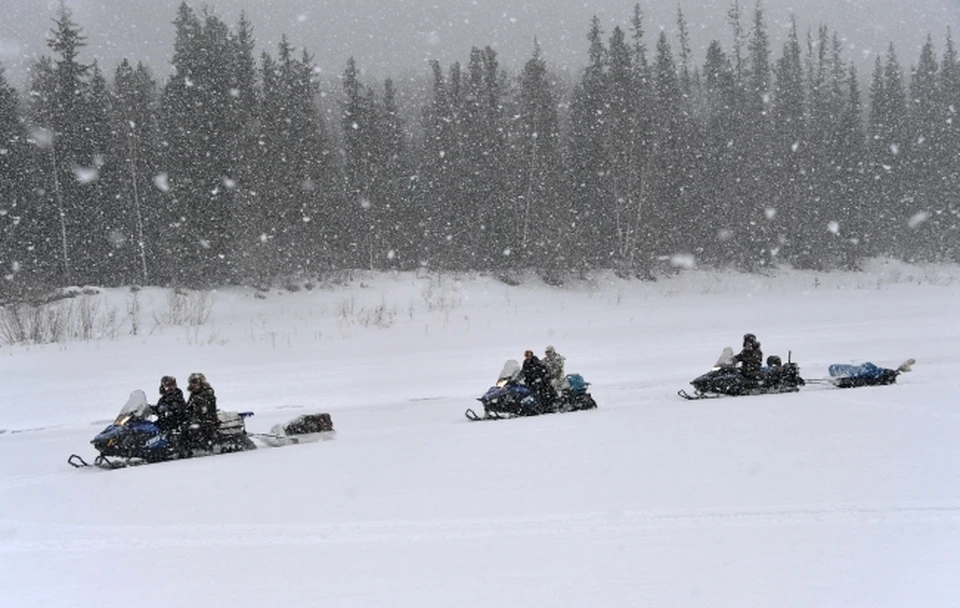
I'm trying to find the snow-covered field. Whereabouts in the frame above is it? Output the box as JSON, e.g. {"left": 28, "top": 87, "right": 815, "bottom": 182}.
{"left": 1, "top": 260, "right": 958, "bottom": 607}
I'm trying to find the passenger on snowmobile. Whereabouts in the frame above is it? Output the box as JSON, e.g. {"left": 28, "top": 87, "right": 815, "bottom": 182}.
{"left": 154, "top": 376, "right": 188, "bottom": 439}
{"left": 762, "top": 355, "right": 788, "bottom": 384}
{"left": 186, "top": 372, "right": 219, "bottom": 450}
{"left": 522, "top": 349, "right": 557, "bottom": 410}
{"left": 733, "top": 333, "right": 763, "bottom": 383}
{"left": 544, "top": 345, "right": 566, "bottom": 392}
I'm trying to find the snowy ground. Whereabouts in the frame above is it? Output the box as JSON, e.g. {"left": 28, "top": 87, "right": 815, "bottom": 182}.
{"left": 1, "top": 260, "right": 958, "bottom": 607}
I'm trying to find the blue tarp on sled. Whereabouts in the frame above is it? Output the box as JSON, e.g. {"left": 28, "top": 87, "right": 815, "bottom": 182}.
{"left": 827, "top": 361, "right": 905, "bottom": 388}
{"left": 828, "top": 362, "right": 886, "bottom": 379}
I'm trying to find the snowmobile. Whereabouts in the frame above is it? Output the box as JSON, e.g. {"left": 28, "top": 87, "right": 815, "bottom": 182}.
{"left": 678, "top": 347, "right": 805, "bottom": 400}
{"left": 67, "top": 390, "right": 334, "bottom": 469}
{"left": 465, "top": 359, "right": 598, "bottom": 421}
{"left": 824, "top": 358, "right": 915, "bottom": 388}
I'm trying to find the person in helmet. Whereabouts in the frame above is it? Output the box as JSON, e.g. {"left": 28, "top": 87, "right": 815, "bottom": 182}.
{"left": 763, "top": 354, "right": 784, "bottom": 385}
{"left": 186, "top": 373, "right": 219, "bottom": 450}
{"left": 521, "top": 349, "right": 556, "bottom": 412}
{"left": 154, "top": 376, "right": 187, "bottom": 432}
{"left": 734, "top": 333, "right": 763, "bottom": 383}
{"left": 543, "top": 345, "right": 566, "bottom": 393}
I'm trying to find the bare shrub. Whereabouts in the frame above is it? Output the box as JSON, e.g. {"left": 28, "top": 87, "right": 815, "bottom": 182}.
{"left": 127, "top": 292, "right": 141, "bottom": 336}
{"left": 153, "top": 290, "right": 214, "bottom": 328}
{"left": 0, "top": 304, "right": 29, "bottom": 343}
{"left": 0, "top": 297, "right": 121, "bottom": 345}
{"left": 319, "top": 269, "right": 358, "bottom": 288}
{"left": 357, "top": 303, "right": 395, "bottom": 328}
{"left": 539, "top": 268, "right": 564, "bottom": 286}
{"left": 44, "top": 304, "right": 66, "bottom": 343}
{"left": 496, "top": 272, "right": 522, "bottom": 286}
{"left": 76, "top": 297, "right": 98, "bottom": 340}
{"left": 337, "top": 297, "right": 357, "bottom": 321}
{"left": 420, "top": 273, "right": 464, "bottom": 312}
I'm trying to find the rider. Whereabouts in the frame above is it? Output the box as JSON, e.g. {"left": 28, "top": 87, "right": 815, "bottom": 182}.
{"left": 734, "top": 333, "right": 763, "bottom": 384}
{"left": 155, "top": 376, "right": 188, "bottom": 431}
{"left": 186, "top": 372, "right": 219, "bottom": 450}
{"left": 543, "top": 345, "right": 566, "bottom": 393}
{"left": 522, "top": 349, "right": 556, "bottom": 410}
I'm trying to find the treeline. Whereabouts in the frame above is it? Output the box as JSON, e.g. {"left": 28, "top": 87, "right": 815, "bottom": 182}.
{"left": 1, "top": 1, "right": 958, "bottom": 296}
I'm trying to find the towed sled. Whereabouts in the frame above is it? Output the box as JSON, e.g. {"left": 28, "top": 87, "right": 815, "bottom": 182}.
{"left": 678, "top": 347, "right": 805, "bottom": 400}
{"left": 465, "top": 359, "right": 597, "bottom": 421}
{"left": 824, "top": 358, "right": 915, "bottom": 388}
{"left": 68, "top": 390, "right": 334, "bottom": 470}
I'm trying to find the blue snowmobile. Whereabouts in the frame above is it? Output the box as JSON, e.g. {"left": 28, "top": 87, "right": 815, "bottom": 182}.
{"left": 68, "top": 389, "right": 257, "bottom": 469}
{"left": 465, "top": 359, "right": 597, "bottom": 421}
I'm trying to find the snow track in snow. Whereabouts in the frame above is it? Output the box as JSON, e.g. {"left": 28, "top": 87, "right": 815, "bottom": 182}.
{"left": 4, "top": 502, "right": 960, "bottom": 553}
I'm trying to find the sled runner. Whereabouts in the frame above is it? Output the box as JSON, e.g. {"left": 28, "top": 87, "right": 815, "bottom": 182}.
{"left": 466, "top": 359, "right": 597, "bottom": 421}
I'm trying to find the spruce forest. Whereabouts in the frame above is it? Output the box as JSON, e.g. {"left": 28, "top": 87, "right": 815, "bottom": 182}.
{"left": 1, "top": 1, "right": 958, "bottom": 296}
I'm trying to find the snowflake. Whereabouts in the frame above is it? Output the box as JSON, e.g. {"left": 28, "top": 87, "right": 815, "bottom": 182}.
{"left": 908, "top": 211, "right": 930, "bottom": 229}
{"left": 154, "top": 173, "right": 170, "bottom": 192}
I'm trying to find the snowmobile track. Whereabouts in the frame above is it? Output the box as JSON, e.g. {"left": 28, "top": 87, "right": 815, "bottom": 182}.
{"left": 4, "top": 502, "right": 960, "bottom": 553}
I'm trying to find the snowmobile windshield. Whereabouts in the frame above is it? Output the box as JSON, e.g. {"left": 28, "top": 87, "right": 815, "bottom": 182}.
{"left": 115, "top": 389, "right": 151, "bottom": 423}
{"left": 715, "top": 347, "right": 736, "bottom": 368}
{"left": 497, "top": 359, "right": 522, "bottom": 385}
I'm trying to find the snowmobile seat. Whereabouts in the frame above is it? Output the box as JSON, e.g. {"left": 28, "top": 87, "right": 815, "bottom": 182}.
{"left": 562, "top": 374, "right": 589, "bottom": 395}
{"left": 217, "top": 411, "right": 247, "bottom": 435}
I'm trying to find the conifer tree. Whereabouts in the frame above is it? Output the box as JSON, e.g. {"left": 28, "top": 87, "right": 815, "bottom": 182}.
{"left": 420, "top": 59, "right": 468, "bottom": 269}
{"left": 113, "top": 59, "right": 166, "bottom": 284}
{"left": 28, "top": 3, "right": 95, "bottom": 286}
{"left": 699, "top": 40, "right": 742, "bottom": 265}
{"left": 0, "top": 64, "right": 39, "bottom": 296}
{"left": 162, "top": 3, "right": 254, "bottom": 285}
{"left": 515, "top": 40, "right": 565, "bottom": 272}
{"left": 940, "top": 29, "right": 960, "bottom": 260}
{"left": 567, "top": 16, "right": 611, "bottom": 268}
{"left": 905, "top": 36, "right": 944, "bottom": 260}
{"left": 770, "top": 17, "right": 806, "bottom": 266}
{"left": 868, "top": 44, "right": 909, "bottom": 256}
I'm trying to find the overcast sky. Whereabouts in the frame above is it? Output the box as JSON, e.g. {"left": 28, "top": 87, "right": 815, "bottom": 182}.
{"left": 1, "top": 0, "right": 959, "bottom": 88}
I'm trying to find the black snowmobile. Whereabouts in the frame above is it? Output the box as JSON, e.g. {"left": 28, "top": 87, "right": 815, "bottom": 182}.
{"left": 465, "top": 359, "right": 598, "bottom": 421}
{"left": 678, "top": 347, "right": 805, "bottom": 400}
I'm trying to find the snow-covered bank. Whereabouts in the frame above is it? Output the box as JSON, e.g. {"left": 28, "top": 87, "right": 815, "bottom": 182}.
{"left": 1, "top": 261, "right": 958, "bottom": 606}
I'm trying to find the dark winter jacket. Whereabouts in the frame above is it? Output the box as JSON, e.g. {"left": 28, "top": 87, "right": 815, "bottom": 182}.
{"left": 734, "top": 343, "right": 764, "bottom": 381}
{"left": 187, "top": 387, "right": 218, "bottom": 427}
{"left": 522, "top": 355, "right": 557, "bottom": 407}
{"left": 154, "top": 388, "right": 188, "bottom": 432}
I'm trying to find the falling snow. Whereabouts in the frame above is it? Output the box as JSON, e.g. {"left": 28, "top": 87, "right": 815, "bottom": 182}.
{"left": 154, "top": 173, "right": 170, "bottom": 192}
{"left": 73, "top": 166, "right": 99, "bottom": 184}
{"left": 908, "top": 211, "right": 931, "bottom": 228}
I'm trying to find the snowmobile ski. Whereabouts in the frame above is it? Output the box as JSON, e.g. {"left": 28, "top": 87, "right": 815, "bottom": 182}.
{"left": 677, "top": 389, "right": 724, "bottom": 401}
{"left": 67, "top": 452, "right": 148, "bottom": 470}
{"left": 464, "top": 408, "right": 516, "bottom": 421}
